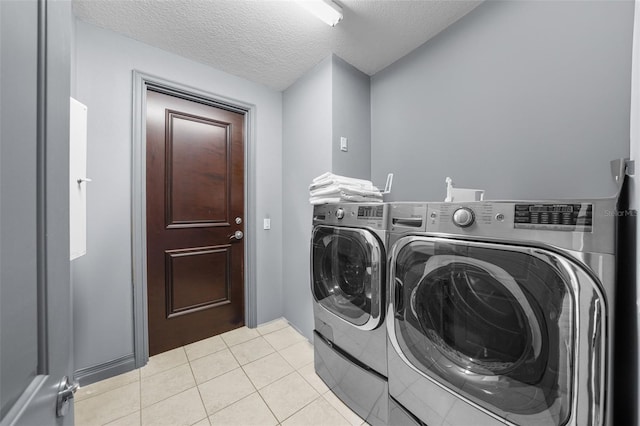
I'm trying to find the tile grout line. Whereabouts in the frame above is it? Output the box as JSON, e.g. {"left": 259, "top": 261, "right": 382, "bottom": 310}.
{"left": 218, "top": 324, "right": 304, "bottom": 423}
{"left": 209, "top": 331, "right": 276, "bottom": 421}
{"left": 191, "top": 336, "right": 231, "bottom": 424}
{"left": 228, "top": 325, "right": 307, "bottom": 374}
{"left": 138, "top": 352, "right": 198, "bottom": 409}
{"left": 254, "top": 391, "right": 281, "bottom": 426}
{"left": 74, "top": 380, "right": 141, "bottom": 426}
{"left": 275, "top": 339, "right": 314, "bottom": 373}
{"left": 229, "top": 334, "right": 277, "bottom": 364}
{"left": 295, "top": 361, "right": 329, "bottom": 395}
{"left": 226, "top": 339, "right": 268, "bottom": 419}
{"left": 184, "top": 339, "right": 227, "bottom": 363}
{"left": 274, "top": 381, "right": 327, "bottom": 425}
{"left": 137, "top": 346, "right": 215, "bottom": 424}
{"left": 231, "top": 331, "right": 300, "bottom": 425}
{"left": 75, "top": 371, "right": 140, "bottom": 405}
{"left": 212, "top": 334, "right": 283, "bottom": 425}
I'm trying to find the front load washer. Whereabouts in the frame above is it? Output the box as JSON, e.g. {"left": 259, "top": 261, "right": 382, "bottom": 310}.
{"left": 311, "top": 203, "right": 389, "bottom": 425}
{"left": 387, "top": 197, "right": 619, "bottom": 426}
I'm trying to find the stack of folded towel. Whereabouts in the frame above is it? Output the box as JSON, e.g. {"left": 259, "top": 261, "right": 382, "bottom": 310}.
{"left": 309, "top": 172, "right": 383, "bottom": 205}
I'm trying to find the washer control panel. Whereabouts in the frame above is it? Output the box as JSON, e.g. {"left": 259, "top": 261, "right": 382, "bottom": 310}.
{"left": 424, "top": 202, "right": 594, "bottom": 234}
{"left": 392, "top": 200, "right": 611, "bottom": 255}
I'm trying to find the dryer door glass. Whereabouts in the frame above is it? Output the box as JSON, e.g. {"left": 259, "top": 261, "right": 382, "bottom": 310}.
{"left": 391, "top": 237, "right": 577, "bottom": 425}
{"left": 312, "top": 226, "right": 383, "bottom": 327}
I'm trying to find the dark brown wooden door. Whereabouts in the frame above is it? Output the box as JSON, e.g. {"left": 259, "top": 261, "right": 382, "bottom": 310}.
{"left": 146, "top": 89, "right": 245, "bottom": 356}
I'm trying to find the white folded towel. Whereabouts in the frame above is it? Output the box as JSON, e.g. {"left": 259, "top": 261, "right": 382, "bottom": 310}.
{"left": 309, "top": 173, "right": 383, "bottom": 205}
{"left": 312, "top": 172, "right": 333, "bottom": 182}
{"left": 309, "top": 183, "right": 381, "bottom": 198}
{"left": 309, "top": 173, "right": 374, "bottom": 191}
{"left": 309, "top": 194, "right": 383, "bottom": 205}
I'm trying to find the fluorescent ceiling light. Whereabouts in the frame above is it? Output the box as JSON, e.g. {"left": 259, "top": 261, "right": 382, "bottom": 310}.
{"left": 297, "top": 0, "right": 343, "bottom": 27}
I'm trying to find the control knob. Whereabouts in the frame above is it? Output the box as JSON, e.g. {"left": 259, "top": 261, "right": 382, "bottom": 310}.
{"left": 336, "top": 208, "right": 345, "bottom": 220}
{"left": 452, "top": 207, "right": 475, "bottom": 227}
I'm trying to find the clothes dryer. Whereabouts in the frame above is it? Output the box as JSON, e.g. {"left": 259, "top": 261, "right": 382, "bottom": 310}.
{"left": 387, "top": 198, "right": 619, "bottom": 426}
{"left": 311, "top": 203, "right": 389, "bottom": 425}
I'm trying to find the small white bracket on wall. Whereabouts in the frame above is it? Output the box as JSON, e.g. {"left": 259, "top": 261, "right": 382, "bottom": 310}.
{"left": 380, "top": 173, "right": 393, "bottom": 194}
{"left": 609, "top": 158, "right": 631, "bottom": 199}
{"left": 611, "top": 158, "right": 634, "bottom": 182}
{"left": 625, "top": 159, "right": 635, "bottom": 176}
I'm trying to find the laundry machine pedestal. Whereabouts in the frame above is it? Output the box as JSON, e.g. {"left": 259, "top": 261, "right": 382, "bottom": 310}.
{"left": 314, "top": 332, "right": 388, "bottom": 426}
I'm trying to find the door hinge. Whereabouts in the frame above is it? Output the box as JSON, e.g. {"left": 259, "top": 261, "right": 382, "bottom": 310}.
{"left": 56, "top": 376, "right": 79, "bottom": 417}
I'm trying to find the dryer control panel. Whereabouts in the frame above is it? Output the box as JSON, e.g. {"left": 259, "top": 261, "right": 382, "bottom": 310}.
{"left": 514, "top": 203, "right": 593, "bottom": 232}
{"left": 357, "top": 204, "right": 385, "bottom": 219}
{"left": 313, "top": 203, "right": 389, "bottom": 230}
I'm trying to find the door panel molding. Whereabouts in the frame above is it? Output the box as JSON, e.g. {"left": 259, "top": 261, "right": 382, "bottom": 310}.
{"left": 165, "top": 246, "right": 232, "bottom": 317}
{"left": 131, "top": 71, "right": 257, "bottom": 368}
{"left": 165, "top": 110, "right": 231, "bottom": 227}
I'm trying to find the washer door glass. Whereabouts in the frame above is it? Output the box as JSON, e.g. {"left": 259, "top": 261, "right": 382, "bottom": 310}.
{"left": 392, "top": 237, "right": 574, "bottom": 425}
{"left": 312, "top": 225, "right": 383, "bottom": 327}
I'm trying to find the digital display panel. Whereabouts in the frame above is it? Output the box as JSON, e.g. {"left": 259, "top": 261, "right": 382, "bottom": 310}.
{"left": 529, "top": 205, "right": 574, "bottom": 213}
{"left": 515, "top": 203, "right": 592, "bottom": 231}
{"left": 358, "top": 205, "right": 384, "bottom": 219}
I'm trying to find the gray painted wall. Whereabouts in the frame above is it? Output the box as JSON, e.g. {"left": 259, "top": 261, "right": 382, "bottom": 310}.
{"left": 73, "top": 20, "right": 283, "bottom": 374}
{"left": 282, "top": 55, "right": 372, "bottom": 340}
{"left": 371, "top": 0, "right": 633, "bottom": 202}
{"left": 332, "top": 56, "right": 371, "bottom": 180}
{"left": 282, "top": 57, "right": 333, "bottom": 340}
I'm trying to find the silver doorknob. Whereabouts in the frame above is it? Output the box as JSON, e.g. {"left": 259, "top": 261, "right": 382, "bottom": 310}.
{"left": 229, "top": 230, "right": 244, "bottom": 240}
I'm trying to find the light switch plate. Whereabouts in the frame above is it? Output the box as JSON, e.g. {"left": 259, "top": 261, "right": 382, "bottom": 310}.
{"left": 263, "top": 218, "right": 271, "bottom": 230}
{"left": 340, "top": 137, "right": 348, "bottom": 152}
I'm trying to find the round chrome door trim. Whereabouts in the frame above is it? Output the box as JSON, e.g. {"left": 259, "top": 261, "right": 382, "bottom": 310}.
{"left": 387, "top": 235, "right": 608, "bottom": 426}
{"left": 411, "top": 254, "right": 543, "bottom": 361}
{"left": 310, "top": 225, "right": 385, "bottom": 331}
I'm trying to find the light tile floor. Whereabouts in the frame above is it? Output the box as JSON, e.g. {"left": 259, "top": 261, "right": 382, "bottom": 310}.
{"left": 75, "top": 319, "right": 366, "bottom": 426}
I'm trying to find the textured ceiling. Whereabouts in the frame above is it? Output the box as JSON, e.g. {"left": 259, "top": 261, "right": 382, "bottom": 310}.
{"left": 72, "top": 0, "right": 483, "bottom": 91}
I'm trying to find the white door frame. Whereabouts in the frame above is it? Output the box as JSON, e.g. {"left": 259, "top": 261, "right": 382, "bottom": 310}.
{"left": 131, "top": 71, "right": 257, "bottom": 367}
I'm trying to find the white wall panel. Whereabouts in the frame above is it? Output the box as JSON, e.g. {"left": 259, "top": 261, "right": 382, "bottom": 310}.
{"left": 69, "top": 97, "right": 87, "bottom": 260}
